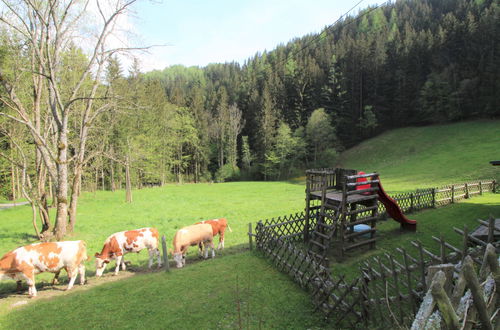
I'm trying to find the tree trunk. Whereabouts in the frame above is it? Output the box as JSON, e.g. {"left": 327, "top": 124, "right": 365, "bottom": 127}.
{"left": 68, "top": 164, "right": 82, "bottom": 233}
{"left": 10, "top": 146, "right": 16, "bottom": 201}
{"left": 39, "top": 192, "right": 51, "bottom": 234}
{"left": 110, "top": 159, "right": 115, "bottom": 192}
{"left": 125, "top": 156, "right": 132, "bottom": 203}
{"left": 53, "top": 131, "right": 69, "bottom": 240}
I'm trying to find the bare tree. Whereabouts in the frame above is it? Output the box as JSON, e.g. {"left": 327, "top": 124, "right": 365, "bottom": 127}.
{"left": 0, "top": 0, "right": 139, "bottom": 239}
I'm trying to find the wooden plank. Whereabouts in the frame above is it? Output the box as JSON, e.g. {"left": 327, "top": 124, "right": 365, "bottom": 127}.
{"left": 344, "top": 238, "right": 377, "bottom": 251}
{"left": 344, "top": 228, "right": 376, "bottom": 239}
{"left": 346, "top": 216, "right": 379, "bottom": 227}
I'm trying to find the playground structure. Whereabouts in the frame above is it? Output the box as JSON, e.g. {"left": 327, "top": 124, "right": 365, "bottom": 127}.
{"left": 252, "top": 180, "right": 498, "bottom": 327}
{"left": 305, "top": 168, "right": 416, "bottom": 263}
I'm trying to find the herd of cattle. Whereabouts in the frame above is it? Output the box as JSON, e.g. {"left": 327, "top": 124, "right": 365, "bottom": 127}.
{"left": 0, "top": 218, "right": 231, "bottom": 297}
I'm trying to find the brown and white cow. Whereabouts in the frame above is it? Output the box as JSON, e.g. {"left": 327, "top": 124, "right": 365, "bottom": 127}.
{"left": 195, "top": 218, "right": 232, "bottom": 253}
{"left": 172, "top": 224, "right": 214, "bottom": 268}
{"left": 94, "top": 227, "right": 161, "bottom": 277}
{"left": 0, "top": 240, "right": 88, "bottom": 297}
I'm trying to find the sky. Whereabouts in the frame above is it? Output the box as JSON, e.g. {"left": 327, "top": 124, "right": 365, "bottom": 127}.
{"left": 127, "top": 0, "right": 382, "bottom": 72}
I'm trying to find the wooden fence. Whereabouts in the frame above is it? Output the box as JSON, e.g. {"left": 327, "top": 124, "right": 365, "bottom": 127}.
{"left": 252, "top": 180, "right": 498, "bottom": 327}
{"left": 377, "top": 179, "right": 496, "bottom": 218}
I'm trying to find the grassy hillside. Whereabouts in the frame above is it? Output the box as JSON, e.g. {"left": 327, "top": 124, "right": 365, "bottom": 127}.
{"left": 337, "top": 120, "right": 500, "bottom": 192}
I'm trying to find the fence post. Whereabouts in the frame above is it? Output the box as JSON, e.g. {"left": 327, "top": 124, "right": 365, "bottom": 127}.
{"left": 465, "top": 183, "right": 469, "bottom": 199}
{"left": 451, "top": 185, "right": 455, "bottom": 204}
{"left": 410, "top": 193, "right": 414, "bottom": 212}
{"left": 462, "top": 225, "right": 469, "bottom": 261}
{"left": 432, "top": 188, "right": 436, "bottom": 208}
{"left": 161, "top": 235, "right": 170, "bottom": 272}
{"left": 479, "top": 181, "right": 483, "bottom": 195}
{"left": 248, "top": 223, "right": 253, "bottom": 251}
{"left": 493, "top": 179, "right": 497, "bottom": 193}
{"left": 487, "top": 215, "right": 495, "bottom": 244}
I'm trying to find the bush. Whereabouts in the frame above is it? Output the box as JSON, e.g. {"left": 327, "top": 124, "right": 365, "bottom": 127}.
{"left": 215, "top": 164, "right": 240, "bottom": 183}
{"left": 315, "top": 148, "right": 338, "bottom": 168}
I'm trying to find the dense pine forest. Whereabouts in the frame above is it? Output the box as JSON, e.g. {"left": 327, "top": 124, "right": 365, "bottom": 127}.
{"left": 0, "top": 0, "right": 498, "bottom": 238}
{"left": 145, "top": 0, "right": 499, "bottom": 181}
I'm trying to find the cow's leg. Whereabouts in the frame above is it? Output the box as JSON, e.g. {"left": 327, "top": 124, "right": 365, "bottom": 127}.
{"left": 198, "top": 242, "right": 203, "bottom": 257}
{"left": 120, "top": 257, "right": 127, "bottom": 271}
{"left": 209, "top": 240, "right": 215, "bottom": 258}
{"left": 114, "top": 255, "right": 123, "bottom": 275}
{"left": 147, "top": 249, "right": 154, "bottom": 268}
{"left": 148, "top": 248, "right": 161, "bottom": 268}
{"left": 78, "top": 264, "right": 86, "bottom": 285}
{"left": 203, "top": 240, "right": 215, "bottom": 259}
{"left": 156, "top": 248, "right": 162, "bottom": 268}
{"left": 52, "top": 270, "right": 61, "bottom": 285}
{"left": 66, "top": 267, "right": 78, "bottom": 290}
{"left": 219, "top": 231, "right": 225, "bottom": 250}
{"left": 22, "top": 272, "right": 36, "bottom": 297}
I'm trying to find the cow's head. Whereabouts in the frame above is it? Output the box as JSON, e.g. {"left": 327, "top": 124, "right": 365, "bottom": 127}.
{"left": 94, "top": 253, "right": 110, "bottom": 277}
{"left": 173, "top": 253, "right": 185, "bottom": 268}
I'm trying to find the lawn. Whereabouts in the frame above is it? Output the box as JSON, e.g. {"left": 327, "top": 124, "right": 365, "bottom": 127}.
{"left": 338, "top": 120, "right": 500, "bottom": 192}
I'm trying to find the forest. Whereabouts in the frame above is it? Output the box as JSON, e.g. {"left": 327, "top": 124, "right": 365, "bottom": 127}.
{"left": 0, "top": 0, "right": 498, "bottom": 239}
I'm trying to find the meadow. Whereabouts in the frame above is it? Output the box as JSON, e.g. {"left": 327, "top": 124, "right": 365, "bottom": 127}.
{"left": 0, "top": 120, "right": 499, "bottom": 328}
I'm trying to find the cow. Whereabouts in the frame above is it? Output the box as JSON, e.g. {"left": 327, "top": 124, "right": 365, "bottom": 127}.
{"left": 94, "top": 227, "right": 161, "bottom": 277}
{"left": 172, "top": 224, "right": 214, "bottom": 268}
{"left": 0, "top": 240, "right": 88, "bottom": 297}
{"left": 195, "top": 218, "right": 232, "bottom": 255}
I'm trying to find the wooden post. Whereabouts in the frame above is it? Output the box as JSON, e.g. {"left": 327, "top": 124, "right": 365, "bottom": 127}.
{"left": 451, "top": 185, "right": 455, "bottom": 204}
{"left": 463, "top": 256, "right": 493, "bottom": 330}
{"left": 417, "top": 241, "right": 427, "bottom": 291}
{"left": 462, "top": 225, "right": 469, "bottom": 261}
{"left": 465, "top": 183, "right": 469, "bottom": 199}
{"left": 161, "top": 235, "right": 170, "bottom": 272}
{"left": 432, "top": 188, "right": 436, "bottom": 208}
{"left": 410, "top": 193, "right": 414, "bottom": 212}
{"left": 492, "top": 179, "right": 496, "bottom": 193}
{"left": 430, "top": 271, "right": 460, "bottom": 330}
{"left": 487, "top": 215, "right": 495, "bottom": 244}
{"left": 440, "top": 235, "right": 447, "bottom": 264}
{"left": 248, "top": 223, "right": 253, "bottom": 251}
{"left": 304, "top": 172, "right": 311, "bottom": 242}
{"left": 479, "top": 181, "right": 483, "bottom": 195}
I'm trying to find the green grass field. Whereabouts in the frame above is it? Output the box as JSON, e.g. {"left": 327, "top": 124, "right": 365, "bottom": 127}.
{"left": 338, "top": 120, "right": 500, "bottom": 192}
{"left": 0, "top": 120, "right": 499, "bottom": 328}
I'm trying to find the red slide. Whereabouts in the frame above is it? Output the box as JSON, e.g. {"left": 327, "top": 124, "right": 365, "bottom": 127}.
{"left": 376, "top": 181, "right": 417, "bottom": 231}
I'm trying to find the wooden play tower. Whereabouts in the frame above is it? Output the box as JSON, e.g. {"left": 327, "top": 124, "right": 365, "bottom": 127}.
{"left": 305, "top": 168, "right": 380, "bottom": 265}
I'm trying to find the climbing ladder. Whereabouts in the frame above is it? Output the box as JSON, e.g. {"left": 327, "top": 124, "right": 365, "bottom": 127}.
{"left": 305, "top": 168, "right": 380, "bottom": 265}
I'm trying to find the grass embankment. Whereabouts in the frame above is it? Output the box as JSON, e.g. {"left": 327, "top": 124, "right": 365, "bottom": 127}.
{"left": 338, "top": 120, "right": 500, "bottom": 192}
{"left": 0, "top": 120, "right": 499, "bottom": 328}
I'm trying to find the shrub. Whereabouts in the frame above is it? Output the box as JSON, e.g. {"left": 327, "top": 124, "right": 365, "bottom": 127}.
{"left": 215, "top": 164, "right": 240, "bottom": 182}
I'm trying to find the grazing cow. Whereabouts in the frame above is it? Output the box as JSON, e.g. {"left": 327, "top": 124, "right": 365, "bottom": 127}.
{"left": 173, "top": 224, "right": 214, "bottom": 268}
{"left": 0, "top": 240, "right": 88, "bottom": 297}
{"left": 195, "top": 218, "right": 232, "bottom": 254}
{"left": 94, "top": 227, "right": 161, "bottom": 277}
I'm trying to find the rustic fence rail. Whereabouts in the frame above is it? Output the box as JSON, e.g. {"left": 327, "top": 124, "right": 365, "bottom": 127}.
{"left": 377, "top": 179, "right": 496, "bottom": 218}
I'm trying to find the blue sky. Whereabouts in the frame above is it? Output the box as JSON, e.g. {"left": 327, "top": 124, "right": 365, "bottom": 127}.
{"left": 129, "top": 0, "right": 382, "bottom": 71}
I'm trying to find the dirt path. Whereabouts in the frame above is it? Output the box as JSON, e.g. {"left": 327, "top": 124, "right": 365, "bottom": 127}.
{"left": 0, "top": 201, "right": 30, "bottom": 209}
{"left": 0, "top": 267, "right": 165, "bottom": 312}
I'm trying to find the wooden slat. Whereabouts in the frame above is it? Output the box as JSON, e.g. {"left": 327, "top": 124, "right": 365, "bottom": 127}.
{"left": 346, "top": 216, "right": 378, "bottom": 227}
{"left": 344, "top": 228, "right": 376, "bottom": 239}
{"left": 344, "top": 238, "right": 377, "bottom": 251}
